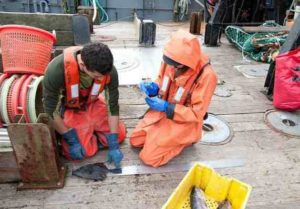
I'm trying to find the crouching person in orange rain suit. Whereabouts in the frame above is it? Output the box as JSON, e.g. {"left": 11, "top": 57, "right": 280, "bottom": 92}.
{"left": 130, "top": 30, "right": 218, "bottom": 167}
{"left": 43, "top": 43, "right": 126, "bottom": 169}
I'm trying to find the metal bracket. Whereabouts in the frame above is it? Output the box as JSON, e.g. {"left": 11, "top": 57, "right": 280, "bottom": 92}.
{"left": 7, "top": 114, "right": 66, "bottom": 190}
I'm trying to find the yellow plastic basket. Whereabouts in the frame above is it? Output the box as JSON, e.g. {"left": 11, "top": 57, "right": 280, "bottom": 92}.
{"left": 162, "top": 163, "right": 251, "bottom": 209}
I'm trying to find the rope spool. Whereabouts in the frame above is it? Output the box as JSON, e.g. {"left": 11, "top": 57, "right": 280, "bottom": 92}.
{"left": 26, "top": 76, "right": 44, "bottom": 123}
{"left": 0, "top": 73, "right": 9, "bottom": 124}
{"left": 20, "top": 75, "right": 35, "bottom": 123}
{"left": 10, "top": 75, "right": 29, "bottom": 122}
{"left": 0, "top": 75, "right": 18, "bottom": 124}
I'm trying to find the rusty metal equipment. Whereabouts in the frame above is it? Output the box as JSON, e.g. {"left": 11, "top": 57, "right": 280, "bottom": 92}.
{"left": 7, "top": 114, "right": 66, "bottom": 190}
{"left": 190, "top": 12, "right": 203, "bottom": 35}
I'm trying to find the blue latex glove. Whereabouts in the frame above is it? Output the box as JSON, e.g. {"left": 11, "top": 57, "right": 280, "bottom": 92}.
{"left": 106, "top": 133, "right": 123, "bottom": 169}
{"left": 62, "top": 128, "right": 85, "bottom": 160}
{"left": 139, "top": 81, "right": 159, "bottom": 97}
{"left": 145, "top": 96, "right": 169, "bottom": 112}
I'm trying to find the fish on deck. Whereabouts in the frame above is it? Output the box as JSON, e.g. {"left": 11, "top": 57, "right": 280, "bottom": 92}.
{"left": 72, "top": 163, "right": 109, "bottom": 181}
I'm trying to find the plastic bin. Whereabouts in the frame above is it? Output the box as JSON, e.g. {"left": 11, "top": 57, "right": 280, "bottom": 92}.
{"left": 162, "top": 163, "right": 251, "bottom": 209}
{"left": 0, "top": 25, "right": 56, "bottom": 75}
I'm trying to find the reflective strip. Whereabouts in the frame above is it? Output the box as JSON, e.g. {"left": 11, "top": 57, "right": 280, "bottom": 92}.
{"left": 161, "top": 76, "right": 169, "bottom": 92}
{"left": 174, "top": 87, "right": 185, "bottom": 102}
{"left": 91, "top": 83, "right": 101, "bottom": 95}
{"left": 71, "top": 84, "right": 79, "bottom": 98}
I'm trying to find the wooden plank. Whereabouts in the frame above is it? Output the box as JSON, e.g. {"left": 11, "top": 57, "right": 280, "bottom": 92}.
{"left": 0, "top": 12, "right": 78, "bottom": 46}
{"left": 241, "top": 26, "right": 290, "bottom": 33}
{"left": 0, "top": 12, "right": 73, "bottom": 31}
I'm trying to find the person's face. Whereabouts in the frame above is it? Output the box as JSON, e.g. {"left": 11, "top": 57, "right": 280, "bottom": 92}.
{"left": 169, "top": 63, "right": 186, "bottom": 70}
{"left": 79, "top": 62, "right": 104, "bottom": 80}
{"left": 174, "top": 64, "right": 185, "bottom": 69}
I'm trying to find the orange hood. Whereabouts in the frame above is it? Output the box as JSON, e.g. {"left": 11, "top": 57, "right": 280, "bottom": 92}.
{"left": 163, "top": 30, "right": 208, "bottom": 71}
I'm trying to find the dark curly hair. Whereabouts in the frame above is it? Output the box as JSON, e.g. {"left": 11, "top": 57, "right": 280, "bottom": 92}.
{"left": 81, "top": 42, "right": 113, "bottom": 75}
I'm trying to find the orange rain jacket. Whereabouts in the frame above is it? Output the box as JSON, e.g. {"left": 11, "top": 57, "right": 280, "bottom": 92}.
{"left": 130, "top": 30, "right": 218, "bottom": 167}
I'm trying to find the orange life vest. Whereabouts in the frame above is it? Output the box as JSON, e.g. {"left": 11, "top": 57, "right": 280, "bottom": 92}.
{"left": 157, "top": 61, "right": 210, "bottom": 105}
{"left": 64, "top": 46, "right": 111, "bottom": 109}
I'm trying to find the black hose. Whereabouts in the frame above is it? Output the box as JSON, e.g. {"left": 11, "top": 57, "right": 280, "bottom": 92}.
{"left": 251, "top": 0, "right": 261, "bottom": 22}
{"left": 235, "top": 0, "right": 246, "bottom": 23}
{"left": 231, "top": 0, "right": 238, "bottom": 22}
{"left": 204, "top": 0, "right": 211, "bottom": 22}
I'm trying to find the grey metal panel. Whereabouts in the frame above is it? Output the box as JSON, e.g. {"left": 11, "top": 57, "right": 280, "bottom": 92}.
{"left": 107, "top": 0, "right": 142, "bottom": 9}
{"left": 143, "top": 0, "right": 155, "bottom": 10}
{"left": 47, "top": 5, "right": 64, "bottom": 13}
{"left": 0, "top": 1, "right": 27, "bottom": 12}
{"left": 150, "top": 0, "right": 173, "bottom": 10}
{"left": 103, "top": 0, "right": 173, "bottom": 10}
{"left": 25, "top": 4, "right": 66, "bottom": 13}
{"left": 105, "top": 8, "right": 174, "bottom": 22}
{"left": 106, "top": 8, "right": 135, "bottom": 21}
{"left": 142, "top": 10, "right": 174, "bottom": 21}
{"left": 0, "top": 0, "right": 203, "bottom": 22}
{"left": 98, "top": 0, "right": 107, "bottom": 7}
{"left": 0, "top": 0, "right": 74, "bottom": 13}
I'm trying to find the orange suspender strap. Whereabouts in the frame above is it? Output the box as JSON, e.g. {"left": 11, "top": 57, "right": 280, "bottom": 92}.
{"left": 183, "top": 62, "right": 211, "bottom": 105}
{"left": 64, "top": 46, "right": 82, "bottom": 108}
{"left": 164, "top": 61, "right": 210, "bottom": 105}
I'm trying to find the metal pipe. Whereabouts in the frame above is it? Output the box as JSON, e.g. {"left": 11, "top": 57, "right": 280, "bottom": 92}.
{"left": 232, "top": 0, "right": 238, "bottom": 22}
{"left": 27, "top": 0, "right": 30, "bottom": 12}
{"left": 235, "top": 0, "right": 245, "bottom": 23}
{"left": 33, "top": 0, "right": 38, "bottom": 13}
{"left": 39, "top": 0, "right": 49, "bottom": 13}
{"left": 194, "top": 0, "right": 204, "bottom": 8}
{"left": 92, "top": 0, "right": 97, "bottom": 22}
